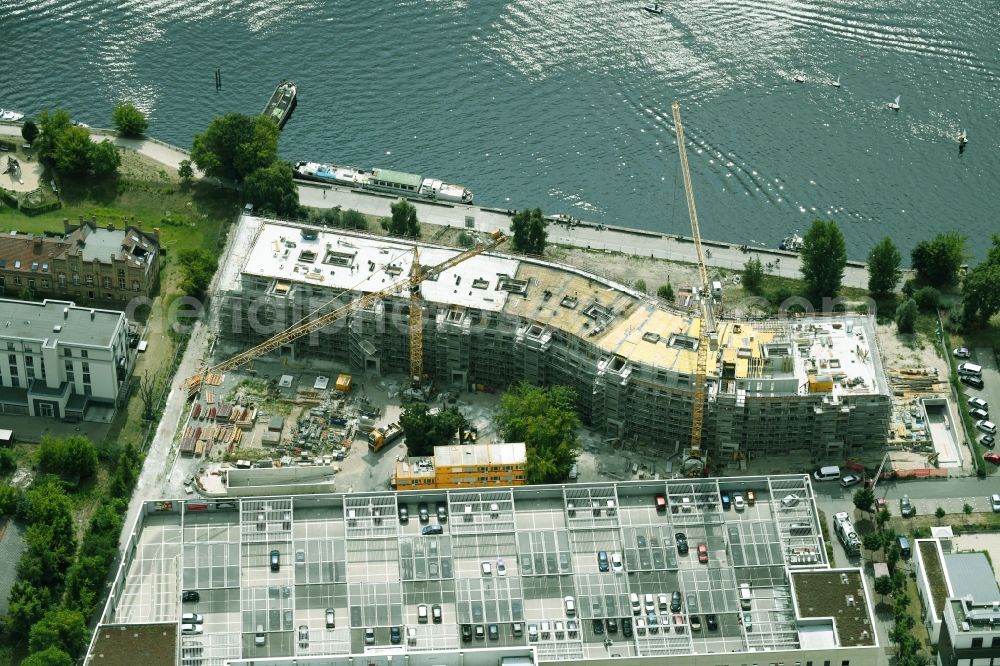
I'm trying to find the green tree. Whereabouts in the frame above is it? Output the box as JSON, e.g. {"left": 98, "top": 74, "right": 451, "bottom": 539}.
{"left": 510, "top": 208, "right": 547, "bottom": 254}
{"left": 634, "top": 279, "right": 647, "bottom": 294}
{"left": 497, "top": 383, "right": 581, "bottom": 484}
{"left": 867, "top": 236, "right": 902, "bottom": 296}
{"left": 742, "top": 256, "right": 764, "bottom": 293}
{"left": 21, "top": 646, "right": 75, "bottom": 666}
{"left": 53, "top": 125, "right": 94, "bottom": 176}
{"left": 863, "top": 531, "right": 884, "bottom": 557}
{"left": 37, "top": 435, "right": 98, "bottom": 481}
{"left": 799, "top": 219, "right": 847, "bottom": 300}
{"left": 177, "top": 159, "right": 194, "bottom": 181}
{"left": 33, "top": 109, "right": 74, "bottom": 162}
{"left": 895, "top": 298, "right": 918, "bottom": 334}
{"left": 0, "top": 447, "right": 15, "bottom": 474}
{"left": 243, "top": 161, "right": 300, "bottom": 217}
{"left": 388, "top": 199, "right": 420, "bottom": 237}
{"left": 399, "top": 403, "right": 468, "bottom": 457}
{"left": 913, "top": 286, "right": 940, "bottom": 311}
{"left": 191, "top": 112, "right": 280, "bottom": 181}
{"left": 21, "top": 119, "right": 39, "bottom": 145}
{"left": 111, "top": 101, "right": 148, "bottom": 138}
{"left": 853, "top": 487, "right": 875, "bottom": 514}
{"left": 457, "top": 231, "right": 475, "bottom": 248}
{"left": 961, "top": 235, "right": 1000, "bottom": 326}
{"left": 657, "top": 283, "right": 674, "bottom": 301}
{"left": 963, "top": 503, "right": 973, "bottom": 520}
{"left": 873, "top": 575, "right": 894, "bottom": 601}
{"left": 935, "top": 506, "right": 946, "bottom": 523}
{"left": 89, "top": 139, "right": 121, "bottom": 177}
{"left": 177, "top": 248, "right": 218, "bottom": 299}
{"left": 341, "top": 209, "right": 367, "bottom": 230}
{"left": 0, "top": 483, "right": 21, "bottom": 515}
{"left": 911, "top": 232, "right": 966, "bottom": 287}
{"left": 875, "top": 508, "right": 891, "bottom": 530}
{"left": 29, "top": 608, "right": 89, "bottom": 657}
{"left": 4, "top": 581, "right": 54, "bottom": 639}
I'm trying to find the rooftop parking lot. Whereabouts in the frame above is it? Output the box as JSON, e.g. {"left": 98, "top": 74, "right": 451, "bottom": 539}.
{"left": 105, "top": 476, "right": 848, "bottom": 664}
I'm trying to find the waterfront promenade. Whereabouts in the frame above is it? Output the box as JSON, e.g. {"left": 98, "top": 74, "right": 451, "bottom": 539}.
{"left": 0, "top": 123, "right": 873, "bottom": 289}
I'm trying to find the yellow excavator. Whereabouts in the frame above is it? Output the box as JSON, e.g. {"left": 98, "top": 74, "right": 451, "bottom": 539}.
{"left": 185, "top": 230, "right": 508, "bottom": 397}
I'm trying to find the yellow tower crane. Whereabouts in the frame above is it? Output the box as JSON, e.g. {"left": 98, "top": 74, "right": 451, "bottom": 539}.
{"left": 409, "top": 246, "right": 424, "bottom": 386}
{"left": 671, "top": 101, "right": 716, "bottom": 476}
{"left": 185, "top": 230, "right": 508, "bottom": 397}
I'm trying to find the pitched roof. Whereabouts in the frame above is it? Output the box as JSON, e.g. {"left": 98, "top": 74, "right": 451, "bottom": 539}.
{"left": 0, "top": 232, "right": 68, "bottom": 272}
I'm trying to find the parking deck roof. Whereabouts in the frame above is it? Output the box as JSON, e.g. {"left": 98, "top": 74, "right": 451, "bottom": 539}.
{"left": 93, "top": 476, "right": 875, "bottom": 666}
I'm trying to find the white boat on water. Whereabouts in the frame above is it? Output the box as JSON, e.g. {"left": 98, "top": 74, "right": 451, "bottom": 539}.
{"left": 886, "top": 95, "right": 900, "bottom": 111}
{"left": 793, "top": 73, "right": 805, "bottom": 83}
{"left": 0, "top": 109, "right": 25, "bottom": 122}
{"left": 959, "top": 130, "right": 968, "bottom": 145}
{"left": 779, "top": 233, "right": 804, "bottom": 252}
{"left": 293, "top": 160, "right": 474, "bottom": 203}
{"left": 643, "top": 3, "right": 664, "bottom": 14}
{"left": 831, "top": 76, "right": 841, "bottom": 88}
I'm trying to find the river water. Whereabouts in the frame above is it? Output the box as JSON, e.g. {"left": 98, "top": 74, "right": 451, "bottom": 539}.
{"left": 2, "top": 0, "right": 997, "bottom": 259}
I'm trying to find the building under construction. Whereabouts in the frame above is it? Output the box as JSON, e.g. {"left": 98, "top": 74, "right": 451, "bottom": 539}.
{"left": 217, "top": 216, "right": 891, "bottom": 463}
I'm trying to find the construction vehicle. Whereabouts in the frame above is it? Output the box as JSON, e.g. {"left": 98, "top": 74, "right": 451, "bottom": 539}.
{"left": 184, "top": 230, "right": 508, "bottom": 397}
{"left": 833, "top": 511, "right": 861, "bottom": 555}
{"left": 368, "top": 423, "right": 404, "bottom": 452}
{"left": 671, "top": 101, "right": 716, "bottom": 477}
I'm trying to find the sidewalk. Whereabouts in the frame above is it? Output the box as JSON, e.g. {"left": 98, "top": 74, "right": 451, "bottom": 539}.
{"left": 0, "top": 121, "right": 874, "bottom": 289}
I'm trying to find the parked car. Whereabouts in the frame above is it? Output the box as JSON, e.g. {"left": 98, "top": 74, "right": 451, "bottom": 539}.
{"left": 675, "top": 532, "right": 689, "bottom": 554}
{"left": 969, "top": 397, "right": 989, "bottom": 411}
{"left": 655, "top": 494, "right": 667, "bottom": 512}
{"left": 592, "top": 619, "right": 604, "bottom": 635}
{"left": 298, "top": 625, "right": 309, "bottom": 648}
{"left": 462, "top": 624, "right": 473, "bottom": 642}
{"left": 432, "top": 604, "right": 442, "bottom": 623}
{"left": 657, "top": 593, "right": 668, "bottom": 610}
{"left": 496, "top": 558, "right": 506, "bottom": 577}
{"left": 990, "top": 494, "right": 1000, "bottom": 513}
{"left": 418, "top": 604, "right": 429, "bottom": 623}
{"left": 364, "top": 627, "right": 376, "bottom": 645}
{"left": 325, "top": 608, "right": 335, "bottom": 628}
{"left": 971, "top": 408, "right": 990, "bottom": 420}
{"left": 398, "top": 504, "right": 409, "bottom": 523}
{"left": 606, "top": 617, "right": 618, "bottom": 633}
{"left": 597, "top": 551, "right": 610, "bottom": 572}
{"left": 421, "top": 524, "right": 443, "bottom": 535}
{"left": 721, "top": 492, "right": 732, "bottom": 510}
{"left": 670, "top": 591, "right": 682, "bottom": 612}
{"left": 954, "top": 347, "right": 971, "bottom": 358}
{"left": 180, "top": 624, "right": 203, "bottom": 636}
{"left": 481, "top": 561, "right": 492, "bottom": 576}
{"left": 488, "top": 623, "right": 499, "bottom": 640}
{"left": 564, "top": 596, "right": 576, "bottom": 615}
{"left": 418, "top": 502, "right": 429, "bottom": 522}
{"left": 630, "top": 593, "right": 641, "bottom": 614}
{"left": 255, "top": 624, "right": 266, "bottom": 646}
{"left": 690, "top": 614, "right": 702, "bottom": 631}
{"left": 733, "top": 493, "right": 745, "bottom": 511}
{"left": 436, "top": 502, "right": 448, "bottom": 522}
{"left": 984, "top": 452, "right": 1000, "bottom": 466}
{"left": 961, "top": 375, "right": 985, "bottom": 389}
{"left": 706, "top": 613, "right": 718, "bottom": 630}
{"left": 182, "top": 590, "right": 200, "bottom": 602}
{"left": 746, "top": 490, "right": 756, "bottom": 506}
{"left": 981, "top": 434, "right": 996, "bottom": 449}
{"left": 527, "top": 623, "right": 538, "bottom": 641}
{"left": 697, "top": 544, "right": 709, "bottom": 564}
{"left": 610, "top": 552, "right": 624, "bottom": 572}
{"left": 840, "top": 474, "right": 862, "bottom": 488}
{"left": 389, "top": 626, "right": 401, "bottom": 644}
{"left": 622, "top": 617, "right": 633, "bottom": 637}
{"left": 899, "top": 495, "right": 916, "bottom": 517}
{"left": 977, "top": 420, "right": 997, "bottom": 435}
{"left": 181, "top": 613, "right": 203, "bottom": 624}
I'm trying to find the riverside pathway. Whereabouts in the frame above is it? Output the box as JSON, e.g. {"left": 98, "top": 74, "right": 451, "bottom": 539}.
{"left": 1, "top": 122, "right": 874, "bottom": 290}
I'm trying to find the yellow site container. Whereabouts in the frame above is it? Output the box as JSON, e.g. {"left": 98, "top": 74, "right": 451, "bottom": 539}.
{"left": 336, "top": 374, "right": 353, "bottom": 393}
{"left": 808, "top": 374, "right": 834, "bottom": 393}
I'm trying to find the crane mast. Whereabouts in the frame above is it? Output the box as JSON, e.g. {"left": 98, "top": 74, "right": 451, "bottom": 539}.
{"left": 185, "top": 230, "right": 507, "bottom": 397}
{"left": 409, "top": 247, "right": 424, "bottom": 385}
{"left": 671, "top": 101, "right": 714, "bottom": 475}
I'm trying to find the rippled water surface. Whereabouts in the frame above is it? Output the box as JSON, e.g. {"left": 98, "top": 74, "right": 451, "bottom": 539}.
{"left": 2, "top": 0, "right": 997, "bottom": 258}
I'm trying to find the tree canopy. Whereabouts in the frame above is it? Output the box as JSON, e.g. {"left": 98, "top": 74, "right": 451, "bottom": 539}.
{"left": 657, "top": 283, "right": 674, "bottom": 301}
{"left": 911, "top": 232, "right": 965, "bottom": 287}
{"left": 37, "top": 435, "right": 98, "bottom": 482}
{"left": 399, "top": 403, "right": 468, "bottom": 457}
{"left": 510, "top": 208, "right": 547, "bottom": 255}
{"left": 21, "top": 647, "right": 75, "bottom": 666}
{"left": 243, "top": 161, "right": 300, "bottom": 217}
{"left": 742, "top": 256, "right": 764, "bottom": 293}
{"left": 33, "top": 108, "right": 120, "bottom": 177}
{"left": 387, "top": 199, "right": 420, "bottom": 237}
{"left": 111, "top": 101, "right": 148, "bottom": 138}
{"left": 962, "top": 234, "right": 1000, "bottom": 326}
{"left": 33, "top": 109, "right": 74, "bottom": 162}
{"left": 496, "top": 383, "right": 580, "bottom": 484}
{"left": 177, "top": 248, "right": 218, "bottom": 299}
{"left": 799, "top": 219, "right": 847, "bottom": 300}
{"left": 867, "top": 236, "right": 902, "bottom": 296}
{"left": 852, "top": 487, "right": 875, "bottom": 514}
{"left": 177, "top": 159, "right": 194, "bottom": 181}
{"left": 89, "top": 140, "right": 121, "bottom": 177}
{"left": 895, "top": 298, "right": 918, "bottom": 334}
{"left": 191, "top": 113, "right": 280, "bottom": 181}
{"left": 28, "top": 608, "right": 89, "bottom": 657}
{"left": 53, "top": 125, "right": 95, "bottom": 176}
{"left": 21, "top": 119, "right": 39, "bottom": 144}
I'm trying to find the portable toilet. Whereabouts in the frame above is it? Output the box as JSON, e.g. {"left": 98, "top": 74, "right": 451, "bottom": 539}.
{"left": 336, "top": 374, "right": 353, "bottom": 393}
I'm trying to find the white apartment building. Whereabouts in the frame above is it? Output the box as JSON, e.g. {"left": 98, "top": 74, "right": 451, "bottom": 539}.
{"left": 0, "top": 298, "right": 130, "bottom": 420}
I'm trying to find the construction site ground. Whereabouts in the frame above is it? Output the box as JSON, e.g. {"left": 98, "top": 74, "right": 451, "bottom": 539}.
{"left": 875, "top": 322, "right": 977, "bottom": 476}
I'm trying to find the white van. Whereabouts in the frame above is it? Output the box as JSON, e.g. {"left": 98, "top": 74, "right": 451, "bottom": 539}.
{"left": 958, "top": 362, "right": 983, "bottom": 376}
{"left": 813, "top": 466, "right": 841, "bottom": 481}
